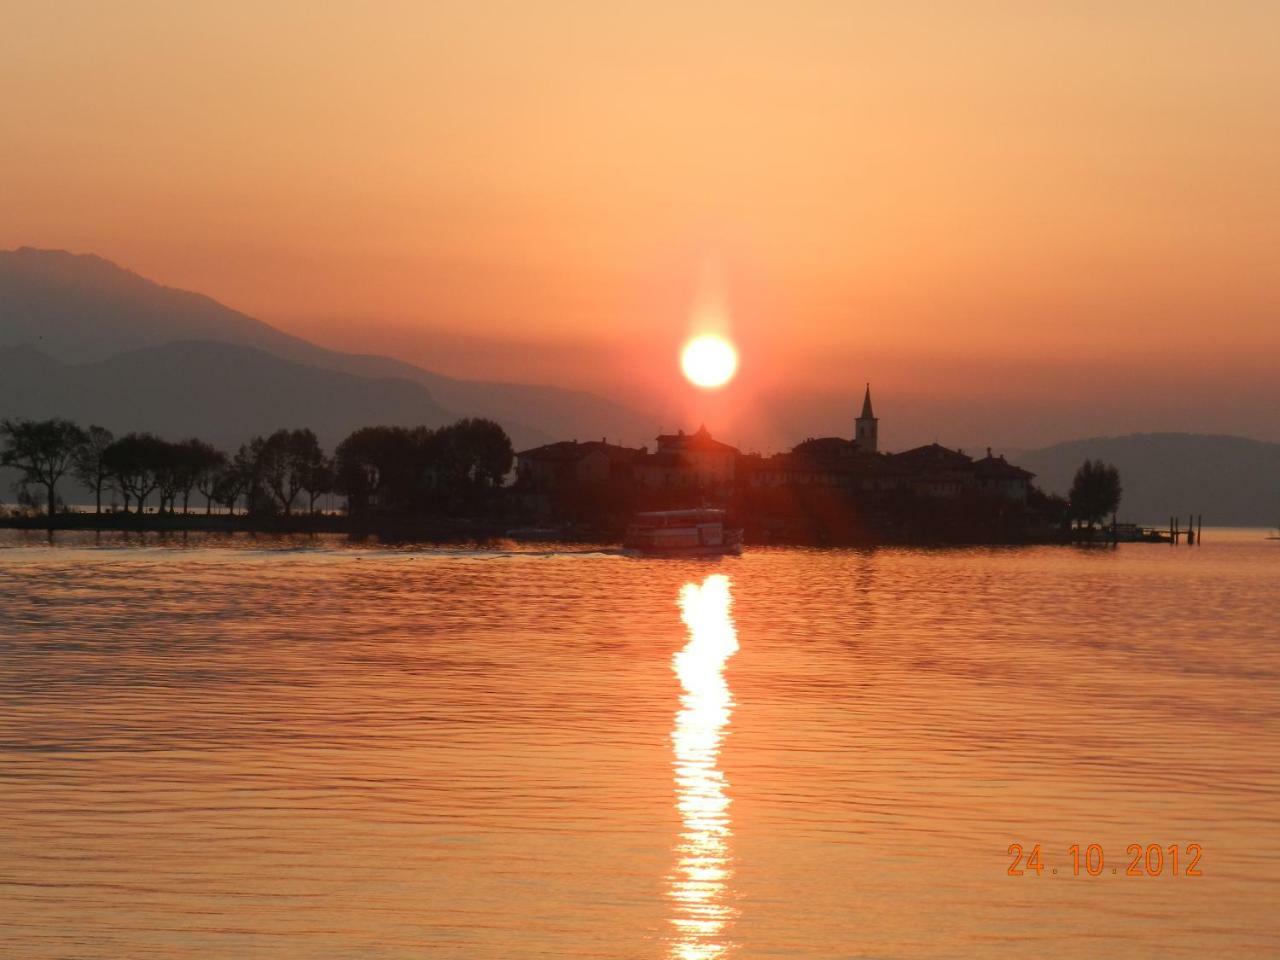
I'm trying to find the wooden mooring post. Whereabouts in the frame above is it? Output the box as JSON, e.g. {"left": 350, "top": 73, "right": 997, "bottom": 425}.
{"left": 1171, "top": 513, "right": 1203, "bottom": 545}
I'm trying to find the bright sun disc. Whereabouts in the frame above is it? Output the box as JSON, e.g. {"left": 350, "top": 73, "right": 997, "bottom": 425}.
{"left": 680, "top": 335, "right": 738, "bottom": 388}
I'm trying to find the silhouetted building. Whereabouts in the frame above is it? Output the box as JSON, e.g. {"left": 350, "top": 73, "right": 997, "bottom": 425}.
{"left": 742, "top": 434, "right": 899, "bottom": 493}
{"left": 973, "top": 447, "right": 1034, "bottom": 502}
{"left": 634, "top": 426, "right": 738, "bottom": 491}
{"left": 515, "top": 439, "right": 645, "bottom": 490}
{"left": 743, "top": 391, "right": 1034, "bottom": 502}
{"left": 884, "top": 443, "right": 1034, "bottom": 501}
{"left": 519, "top": 391, "right": 1035, "bottom": 515}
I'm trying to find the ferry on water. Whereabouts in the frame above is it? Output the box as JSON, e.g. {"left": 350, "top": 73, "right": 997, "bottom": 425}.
{"left": 623, "top": 508, "right": 743, "bottom": 557}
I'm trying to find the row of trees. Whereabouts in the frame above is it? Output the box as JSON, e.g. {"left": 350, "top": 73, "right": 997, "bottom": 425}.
{"left": 0, "top": 417, "right": 515, "bottom": 519}
{"left": 0, "top": 415, "right": 1120, "bottom": 532}
{"left": 336, "top": 420, "right": 513, "bottom": 516}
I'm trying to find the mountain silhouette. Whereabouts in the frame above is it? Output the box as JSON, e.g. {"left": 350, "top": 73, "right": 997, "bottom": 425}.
{"left": 0, "top": 341, "right": 458, "bottom": 449}
{"left": 1017, "top": 433, "right": 1280, "bottom": 526}
{"left": 0, "top": 247, "right": 653, "bottom": 448}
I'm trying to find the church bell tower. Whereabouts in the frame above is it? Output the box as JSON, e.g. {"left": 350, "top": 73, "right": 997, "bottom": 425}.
{"left": 855, "top": 383, "right": 878, "bottom": 453}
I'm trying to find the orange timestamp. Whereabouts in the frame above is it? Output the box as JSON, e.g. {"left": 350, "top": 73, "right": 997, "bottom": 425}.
{"left": 1007, "top": 842, "right": 1203, "bottom": 878}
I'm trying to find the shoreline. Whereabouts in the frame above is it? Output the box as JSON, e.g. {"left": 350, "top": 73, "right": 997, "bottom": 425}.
{"left": 0, "top": 513, "right": 1075, "bottom": 547}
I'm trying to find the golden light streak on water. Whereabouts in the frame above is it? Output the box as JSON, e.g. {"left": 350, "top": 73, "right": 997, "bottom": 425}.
{"left": 669, "top": 574, "right": 740, "bottom": 959}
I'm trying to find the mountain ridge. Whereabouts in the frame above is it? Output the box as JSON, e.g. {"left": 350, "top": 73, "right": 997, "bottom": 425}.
{"left": 0, "top": 339, "right": 458, "bottom": 450}
{"left": 1016, "top": 432, "right": 1280, "bottom": 526}
{"left": 0, "top": 247, "right": 655, "bottom": 448}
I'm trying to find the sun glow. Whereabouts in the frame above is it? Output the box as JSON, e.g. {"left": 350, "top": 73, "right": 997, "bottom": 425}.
{"left": 680, "top": 335, "right": 738, "bottom": 389}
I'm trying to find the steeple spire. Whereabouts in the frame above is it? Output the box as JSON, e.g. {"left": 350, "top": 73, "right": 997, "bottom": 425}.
{"left": 855, "top": 382, "right": 879, "bottom": 453}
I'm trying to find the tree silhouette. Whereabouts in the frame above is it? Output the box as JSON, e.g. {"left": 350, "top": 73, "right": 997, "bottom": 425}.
{"left": 448, "top": 417, "right": 515, "bottom": 489}
{"left": 1069, "top": 459, "right": 1122, "bottom": 528}
{"left": 72, "top": 425, "right": 116, "bottom": 515}
{"left": 251, "top": 428, "right": 324, "bottom": 516}
{"left": 102, "top": 433, "right": 169, "bottom": 514}
{"left": 0, "top": 415, "right": 519, "bottom": 527}
{"left": 165, "top": 438, "right": 225, "bottom": 514}
{"left": 336, "top": 426, "right": 411, "bottom": 515}
{"left": 423, "top": 418, "right": 514, "bottom": 512}
{"left": 301, "top": 455, "right": 335, "bottom": 515}
{"left": 154, "top": 441, "right": 185, "bottom": 514}
{"left": 189, "top": 442, "right": 229, "bottom": 514}
{"left": 334, "top": 420, "right": 514, "bottom": 517}
{"left": 231, "top": 442, "right": 270, "bottom": 515}
{"left": 212, "top": 458, "right": 247, "bottom": 516}
{"left": 1, "top": 418, "right": 88, "bottom": 517}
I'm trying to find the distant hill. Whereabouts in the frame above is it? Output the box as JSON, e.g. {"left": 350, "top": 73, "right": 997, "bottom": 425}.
{"left": 0, "top": 341, "right": 455, "bottom": 450}
{"left": 1017, "top": 433, "right": 1280, "bottom": 526}
{"left": 0, "top": 247, "right": 309, "bottom": 364}
{"left": 0, "top": 247, "right": 654, "bottom": 449}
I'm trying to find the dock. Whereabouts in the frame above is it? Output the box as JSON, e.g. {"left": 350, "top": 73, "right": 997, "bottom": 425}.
{"left": 1072, "top": 514, "right": 1203, "bottom": 545}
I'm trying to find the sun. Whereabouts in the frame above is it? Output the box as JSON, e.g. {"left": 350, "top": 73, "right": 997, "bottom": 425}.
{"left": 680, "top": 335, "right": 738, "bottom": 389}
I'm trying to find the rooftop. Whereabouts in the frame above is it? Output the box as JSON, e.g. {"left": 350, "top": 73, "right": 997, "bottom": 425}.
{"left": 891, "top": 443, "right": 975, "bottom": 470}
{"left": 516, "top": 439, "right": 645, "bottom": 462}
{"left": 974, "top": 450, "right": 1035, "bottom": 480}
{"left": 655, "top": 424, "right": 739, "bottom": 454}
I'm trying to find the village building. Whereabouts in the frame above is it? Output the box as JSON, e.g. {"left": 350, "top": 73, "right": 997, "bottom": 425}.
{"left": 741, "top": 439, "right": 900, "bottom": 493}
{"left": 633, "top": 425, "right": 738, "bottom": 490}
{"left": 515, "top": 439, "right": 645, "bottom": 490}
{"left": 743, "top": 385, "right": 1034, "bottom": 501}
{"left": 878, "top": 444, "right": 1035, "bottom": 501}
{"left": 888, "top": 443, "right": 977, "bottom": 498}
{"left": 517, "top": 385, "right": 1034, "bottom": 508}
{"left": 973, "top": 448, "right": 1035, "bottom": 502}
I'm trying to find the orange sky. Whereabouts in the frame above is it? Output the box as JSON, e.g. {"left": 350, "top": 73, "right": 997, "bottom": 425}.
{"left": 2, "top": 3, "right": 1278, "bottom": 446}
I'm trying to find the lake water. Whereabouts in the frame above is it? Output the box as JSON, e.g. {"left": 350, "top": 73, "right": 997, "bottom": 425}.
{"left": 2, "top": 530, "right": 1278, "bottom": 958}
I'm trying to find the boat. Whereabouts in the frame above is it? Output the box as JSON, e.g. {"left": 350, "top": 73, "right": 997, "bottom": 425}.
{"left": 1111, "top": 522, "right": 1173, "bottom": 543}
{"left": 623, "top": 508, "right": 743, "bottom": 557}
{"left": 1074, "top": 523, "right": 1172, "bottom": 543}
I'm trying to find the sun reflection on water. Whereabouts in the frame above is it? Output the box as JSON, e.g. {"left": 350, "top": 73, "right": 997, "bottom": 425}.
{"left": 669, "top": 574, "right": 739, "bottom": 959}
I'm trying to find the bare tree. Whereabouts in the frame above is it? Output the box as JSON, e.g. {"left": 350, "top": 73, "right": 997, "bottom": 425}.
{"left": 301, "top": 456, "right": 334, "bottom": 515}
{"left": 212, "top": 460, "right": 247, "bottom": 516}
{"left": 191, "top": 443, "right": 229, "bottom": 514}
{"left": 102, "top": 433, "right": 168, "bottom": 514}
{"left": 168, "top": 439, "right": 224, "bottom": 514}
{"left": 1, "top": 418, "right": 88, "bottom": 518}
{"left": 72, "top": 425, "right": 116, "bottom": 515}
{"left": 255, "top": 428, "right": 324, "bottom": 516}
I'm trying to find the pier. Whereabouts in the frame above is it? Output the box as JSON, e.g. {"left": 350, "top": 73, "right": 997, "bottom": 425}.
{"left": 1072, "top": 514, "right": 1204, "bottom": 545}
{"left": 1169, "top": 514, "right": 1204, "bottom": 546}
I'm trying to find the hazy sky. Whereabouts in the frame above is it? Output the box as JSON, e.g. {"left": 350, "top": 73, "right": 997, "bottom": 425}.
{"left": 3, "top": 2, "right": 1278, "bottom": 447}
